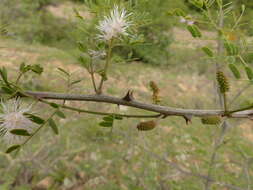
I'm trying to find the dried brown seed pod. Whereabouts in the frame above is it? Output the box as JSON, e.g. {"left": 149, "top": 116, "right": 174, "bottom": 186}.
{"left": 137, "top": 120, "right": 157, "bottom": 131}
{"left": 149, "top": 81, "right": 161, "bottom": 104}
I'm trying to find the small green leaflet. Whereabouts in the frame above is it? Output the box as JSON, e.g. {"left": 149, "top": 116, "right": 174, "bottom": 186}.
{"left": 31, "top": 64, "right": 43, "bottom": 75}
{"left": 189, "top": 0, "right": 204, "bottom": 9}
{"left": 224, "top": 42, "right": 239, "bottom": 56}
{"left": 201, "top": 47, "right": 214, "bottom": 57}
{"left": 174, "top": 8, "right": 186, "bottom": 16}
{"left": 99, "top": 115, "right": 114, "bottom": 127}
{"left": 10, "top": 129, "right": 31, "bottom": 136}
{"left": 229, "top": 64, "right": 241, "bottom": 79}
{"left": 1, "top": 86, "right": 15, "bottom": 94}
{"left": 71, "top": 80, "right": 82, "bottom": 86}
{"left": 6, "top": 145, "right": 21, "bottom": 154}
{"left": 57, "top": 67, "right": 70, "bottom": 77}
{"left": 245, "top": 66, "right": 253, "bottom": 80}
{"left": 25, "top": 113, "right": 45, "bottom": 124}
{"left": 0, "top": 67, "right": 8, "bottom": 85}
{"left": 77, "top": 42, "right": 87, "bottom": 52}
{"left": 49, "top": 102, "right": 59, "bottom": 109}
{"left": 19, "top": 63, "right": 43, "bottom": 75}
{"left": 48, "top": 118, "right": 59, "bottom": 135}
{"left": 99, "top": 121, "right": 113, "bottom": 127}
{"left": 99, "top": 115, "right": 123, "bottom": 128}
{"left": 187, "top": 25, "right": 202, "bottom": 38}
{"left": 56, "top": 110, "right": 66, "bottom": 119}
{"left": 78, "top": 56, "right": 89, "bottom": 70}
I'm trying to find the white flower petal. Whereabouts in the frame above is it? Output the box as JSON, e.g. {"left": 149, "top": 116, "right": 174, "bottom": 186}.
{"left": 97, "top": 6, "right": 131, "bottom": 41}
{"left": 0, "top": 99, "right": 36, "bottom": 145}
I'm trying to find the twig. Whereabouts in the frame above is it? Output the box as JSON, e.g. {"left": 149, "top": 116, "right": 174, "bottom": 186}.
{"left": 89, "top": 59, "right": 98, "bottom": 93}
{"left": 40, "top": 99, "right": 162, "bottom": 119}
{"left": 97, "top": 40, "right": 113, "bottom": 94}
{"left": 204, "top": 121, "right": 229, "bottom": 190}
{"left": 229, "top": 82, "right": 252, "bottom": 106}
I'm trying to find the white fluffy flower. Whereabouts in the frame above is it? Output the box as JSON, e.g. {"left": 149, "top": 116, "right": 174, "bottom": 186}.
{"left": 97, "top": 6, "right": 131, "bottom": 41}
{"left": 187, "top": 20, "right": 195, "bottom": 26}
{"left": 179, "top": 16, "right": 187, "bottom": 23}
{"left": 0, "top": 99, "right": 35, "bottom": 145}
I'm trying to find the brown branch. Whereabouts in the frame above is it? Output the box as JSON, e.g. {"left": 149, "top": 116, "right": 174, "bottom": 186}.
{"left": 21, "top": 91, "right": 253, "bottom": 119}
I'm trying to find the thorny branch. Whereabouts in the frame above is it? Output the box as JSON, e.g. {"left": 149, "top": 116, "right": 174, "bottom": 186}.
{"left": 19, "top": 91, "right": 253, "bottom": 119}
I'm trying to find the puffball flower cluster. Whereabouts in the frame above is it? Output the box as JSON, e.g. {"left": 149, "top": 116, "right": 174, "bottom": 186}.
{"left": 180, "top": 16, "right": 194, "bottom": 26}
{"left": 0, "top": 99, "right": 35, "bottom": 145}
{"left": 97, "top": 6, "right": 131, "bottom": 41}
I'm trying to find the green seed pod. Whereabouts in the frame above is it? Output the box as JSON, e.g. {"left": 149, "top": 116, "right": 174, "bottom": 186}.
{"left": 201, "top": 116, "right": 221, "bottom": 125}
{"left": 137, "top": 120, "right": 156, "bottom": 131}
{"left": 216, "top": 71, "right": 229, "bottom": 93}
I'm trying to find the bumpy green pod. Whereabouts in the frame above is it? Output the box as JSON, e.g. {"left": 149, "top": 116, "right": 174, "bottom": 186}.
{"left": 201, "top": 116, "right": 222, "bottom": 125}
{"left": 216, "top": 71, "right": 229, "bottom": 93}
{"left": 137, "top": 120, "right": 156, "bottom": 131}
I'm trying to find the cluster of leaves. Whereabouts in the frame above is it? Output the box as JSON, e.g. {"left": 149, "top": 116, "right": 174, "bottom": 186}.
{"left": 169, "top": 0, "right": 253, "bottom": 83}
{"left": 99, "top": 115, "right": 123, "bottom": 128}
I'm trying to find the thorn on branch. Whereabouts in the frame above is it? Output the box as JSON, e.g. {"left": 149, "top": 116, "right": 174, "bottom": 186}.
{"left": 183, "top": 114, "right": 192, "bottom": 125}
{"left": 122, "top": 90, "right": 134, "bottom": 102}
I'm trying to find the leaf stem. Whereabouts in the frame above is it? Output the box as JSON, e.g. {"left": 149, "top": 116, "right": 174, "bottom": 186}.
{"left": 97, "top": 40, "right": 113, "bottom": 94}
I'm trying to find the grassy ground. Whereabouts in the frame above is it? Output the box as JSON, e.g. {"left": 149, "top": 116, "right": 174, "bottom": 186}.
{"left": 1, "top": 33, "right": 253, "bottom": 189}
{"left": 1, "top": 2, "right": 253, "bottom": 189}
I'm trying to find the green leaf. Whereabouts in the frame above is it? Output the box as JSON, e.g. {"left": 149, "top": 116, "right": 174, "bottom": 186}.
{"left": 103, "top": 115, "right": 114, "bottom": 122}
{"left": 71, "top": 80, "right": 82, "bottom": 86}
{"left": 99, "top": 121, "right": 113, "bottom": 127}
{"left": 19, "top": 62, "right": 26, "bottom": 72}
{"left": 78, "top": 56, "right": 89, "bottom": 70}
{"left": 216, "top": 0, "right": 223, "bottom": 8}
{"left": 189, "top": 0, "right": 204, "bottom": 8}
{"left": 0, "top": 23, "right": 8, "bottom": 36}
{"left": 1, "top": 86, "right": 15, "bottom": 94}
{"left": 245, "top": 66, "right": 253, "bottom": 80}
{"left": 187, "top": 25, "right": 202, "bottom": 38}
{"left": 202, "top": 47, "right": 214, "bottom": 57}
{"left": 173, "top": 8, "right": 186, "bottom": 17}
{"left": 114, "top": 115, "right": 123, "bottom": 120}
{"left": 56, "top": 110, "right": 66, "bottom": 119}
{"left": 10, "top": 129, "right": 31, "bottom": 136}
{"left": 19, "top": 63, "right": 32, "bottom": 73}
{"left": 74, "top": 8, "right": 84, "bottom": 20}
{"left": 229, "top": 64, "right": 241, "bottom": 79}
{"left": 48, "top": 118, "right": 59, "bottom": 135}
{"left": 57, "top": 68, "right": 70, "bottom": 77}
{"left": 0, "top": 67, "right": 8, "bottom": 84}
{"left": 6, "top": 145, "right": 21, "bottom": 154}
{"left": 224, "top": 42, "right": 239, "bottom": 56}
{"left": 77, "top": 42, "right": 87, "bottom": 52}
{"left": 25, "top": 113, "right": 45, "bottom": 124}
{"left": 49, "top": 103, "right": 59, "bottom": 109}
{"left": 31, "top": 64, "right": 43, "bottom": 74}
